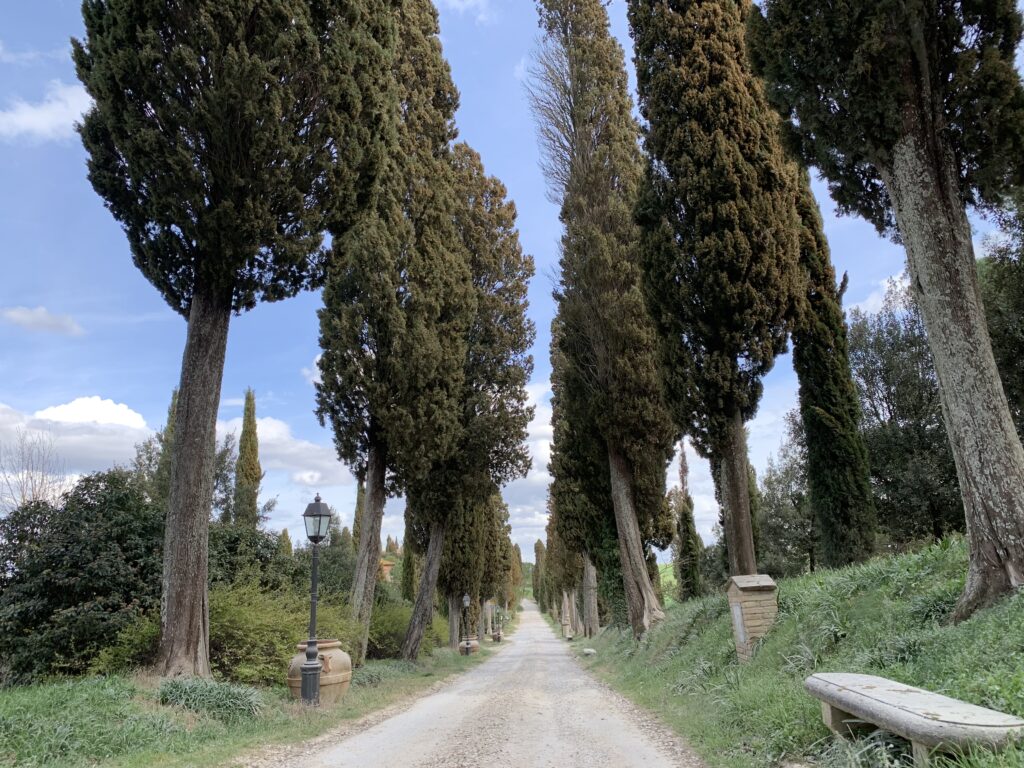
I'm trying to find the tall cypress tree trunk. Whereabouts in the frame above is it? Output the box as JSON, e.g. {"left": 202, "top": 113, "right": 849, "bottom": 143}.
{"left": 447, "top": 593, "right": 460, "bottom": 648}
{"left": 350, "top": 437, "right": 386, "bottom": 666}
{"left": 606, "top": 443, "right": 665, "bottom": 636}
{"left": 157, "top": 287, "right": 232, "bottom": 678}
{"left": 582, "top": 554, "right": 599, "bottom": 638}
{"left": 570, "top": 588, "right": 583, "bottom": 636}
{"left": 881, "top": 126, "right": 1024, "bottom": 620}
{"left": 717, "top": 410, "right": 758, "bottom": 576}
{"left": 401, "top": 520, "right": 446, "bottom": 660}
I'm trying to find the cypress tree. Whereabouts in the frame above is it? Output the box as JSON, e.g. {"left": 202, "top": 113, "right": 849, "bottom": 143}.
{"left": 400, "top": 529, "right": 418, "bottom": 603}
{"left": 670, "top": 450, "right": 702, "bottom": 601}
{"left": 791, "top": 172, "right": 876, "bottom": 567}
{"left": 400, "top": 140, "right": 534, "bottom": 660}
{"left": 278, "top": 529, "right": 292, "bottom": 558}
{"left": 529, "top": 0, "right": 677, "bottom": 638}
{"left": 153, "top": 389, "right": 178, "bottom": 510}
{"left": 437, "top": 493, "right": 489, "bottom": 646}
{"left": 533, "top": 539, "right": 548, "bottom": 612}
{"left": 351, "top": 480, "right": 365, "bottom": 553}
{"left": 629, "top": 0, "right": 801, "bottom": 576}
{"left": 548, "top": 332, "right": 626, "bottom": 635}
{"left": 74, "top": 0, "right": 394, "bottom": 676}
{"left": 397, "top": 141, "right": 532, "bottom": 659}
{"left": 317, "top": 0, "right": 472, "bottom": 665}
{"left": 233, "top": 389, "right": 261, "bottom": 529}
{"left": 338, "top": 526, "right": 355, "bottom": 555}
{"left": 750, "top": 0, "right": 1024, "bottom": 617}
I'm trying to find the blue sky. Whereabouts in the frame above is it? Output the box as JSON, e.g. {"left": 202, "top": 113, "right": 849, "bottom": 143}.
{"left": 0, "top": 0, "right": 932, "bottom": 559}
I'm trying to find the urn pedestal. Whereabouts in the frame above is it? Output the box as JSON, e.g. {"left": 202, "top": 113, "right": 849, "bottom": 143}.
{"left": 286, "top": 640, "right": 352, "bottom": 705}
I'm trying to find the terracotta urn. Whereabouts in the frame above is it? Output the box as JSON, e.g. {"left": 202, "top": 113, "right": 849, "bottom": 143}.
{"left": 492, "top": 631, "right": 502, "bottom": 643}
{"left": 459, "top": 635, "right": 481, "bottom": 655}
{"left": 286, "top": 640, "right": 352, "bottom": 705}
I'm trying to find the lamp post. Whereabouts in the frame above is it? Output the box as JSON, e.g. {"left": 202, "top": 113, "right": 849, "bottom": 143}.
{"left": 460, "top": 593, "right": 471, "bottom": 656}
{"left": 301, "top": 493, "right": 332, "bottom": 706}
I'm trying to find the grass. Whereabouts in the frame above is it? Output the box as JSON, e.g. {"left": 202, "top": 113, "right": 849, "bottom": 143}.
{"left": 574, "top": 537, "right": 1024, "bottom": 767}
{"left": 0, "top": 644, "right": 497, "bottom": 768}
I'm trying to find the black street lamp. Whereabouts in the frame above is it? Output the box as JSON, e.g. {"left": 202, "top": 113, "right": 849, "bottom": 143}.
{"left": 301, "top": 493, "right": 332, "bottom": 706}
{"left": 460, "top": 593, "right": 471, "bottom": 656}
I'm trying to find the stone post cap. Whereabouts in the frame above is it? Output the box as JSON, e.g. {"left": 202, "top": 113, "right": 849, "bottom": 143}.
{"left": 727, "top": 574, "right": 777, "bottom": 593}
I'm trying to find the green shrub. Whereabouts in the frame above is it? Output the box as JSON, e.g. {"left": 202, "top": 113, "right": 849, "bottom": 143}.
{"left": 208, "top": 583, "right": 361, "bottom": 685}
{"left": 89, "top": 612, "right": 161, "bottom": 675}
{"left": 159, "top": 678, "right": 263, "bottom": 722}
{"left": 365, "top": 602, "right": 448, "bottom": 660}
{"left": 93, "top": 584, "right": 363, "bottom": 684}
{"left": 0, "top": 471, "right": 163, "bottom": 681}
{"left": 351, "top": 659, "right": 419, "bottom": 688}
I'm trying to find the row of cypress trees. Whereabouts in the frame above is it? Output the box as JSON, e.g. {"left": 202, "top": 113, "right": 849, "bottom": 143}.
{"left": 75, "top": 0, "right": 533, "bottom": 675}
{"left": 313, "top": 1, "right": 535, "bottom": 661}
{"left": 535, "top": 0, "right": 1024, "bottom": 631}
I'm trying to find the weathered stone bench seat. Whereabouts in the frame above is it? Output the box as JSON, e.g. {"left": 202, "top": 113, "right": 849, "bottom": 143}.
{"left": 806, "top": 672, "right": 1024, "bottom": 765}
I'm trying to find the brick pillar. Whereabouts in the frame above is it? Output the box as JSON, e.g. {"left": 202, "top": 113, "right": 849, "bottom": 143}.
{"left": 726, "top": 575, "right": 778, "bottom": 662}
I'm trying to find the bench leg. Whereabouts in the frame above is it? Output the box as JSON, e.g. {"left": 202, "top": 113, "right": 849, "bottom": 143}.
{"left": 911, "top": 742, "right": 931, "bottom": 767}
{"left": 821, "top": 701, "right": 864, "bottom": 737}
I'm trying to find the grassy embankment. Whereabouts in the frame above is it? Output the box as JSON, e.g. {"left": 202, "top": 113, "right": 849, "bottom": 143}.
{"left": 0, "top": 641, "right": 500, "bottom": 768}
{"left": 576, "top": 538, "right": 1024, "bottom": 767}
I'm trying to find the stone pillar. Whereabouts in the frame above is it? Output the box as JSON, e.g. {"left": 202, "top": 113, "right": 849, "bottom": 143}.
{"left": 726, "top": 575, "right": 778, "bottom": 662}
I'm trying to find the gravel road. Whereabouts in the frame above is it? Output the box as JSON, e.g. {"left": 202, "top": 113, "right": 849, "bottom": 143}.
{"left": 265, "top": 600, "right": 704, "bottom": 768}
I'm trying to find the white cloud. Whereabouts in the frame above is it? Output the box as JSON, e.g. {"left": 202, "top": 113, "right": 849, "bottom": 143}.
{"left": 0, "top": 80, "right": 91, "bottom": 143}
{"left": 437, "top": 0, "right": 494, "bottom": 23}
{"left": 301, "top": 354, "right": 323, "bottom": 386}
{"left": 513, "top": 56, "right": 528, "bottom": 82}
{"left": 850, "top": 273, "right": 908, "bottom": 315}
{"left": 0, "top": 41, "right": 67, "bottom": 66}
{"left": 217, "top": 415, "right": 351, "bottom": 489}
{"left": 34, "top": 396, "right": 148, "bottom": 429}
{"left": 0, "top": 400, "right": 149, "bottom": 477}
{"left": 1, "top": 305, "right": 84, "bottom": 336}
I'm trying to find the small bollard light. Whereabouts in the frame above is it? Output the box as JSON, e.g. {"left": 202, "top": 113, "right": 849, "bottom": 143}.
{"left": 301, "top": 494, "right": 333, "bottom": 706}
{"left": 461, "top": 593, "right": 471, "bottom": 656}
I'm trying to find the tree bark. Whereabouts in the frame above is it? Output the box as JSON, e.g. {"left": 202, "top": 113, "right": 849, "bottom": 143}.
{"left": 447, "top": 593, "right": 460, "bottom": 649}
{"left": 401, "top": 520, "right": 446, "bottom": 660}
{"left": 880, "top": 128, "right": 1024, "bottom": 620}
{"left": 349, "top": 437, "right": 386, "bottom": 665}
{"left": 571, "top": 588, "right": 584, "bottom": 636}
{"left": 156, "top": 287, "right": 232, "bottom": 678}
{"left": 607, "top": 443, "right": 665, "bottom": 637}
{"left": 717, "top": 410, "right": 758, "bottom": 576}
{"left": 582, "top": 554, "right": 599, "bottom": 638}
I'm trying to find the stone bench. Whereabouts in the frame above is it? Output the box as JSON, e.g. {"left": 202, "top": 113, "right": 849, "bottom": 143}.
{"left": 806, "top": 673, "right": 1024, "bottom": 765}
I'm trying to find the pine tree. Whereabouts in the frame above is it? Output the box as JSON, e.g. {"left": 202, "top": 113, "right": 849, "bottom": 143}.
{"left": 750, "top": 0, "right": 1024, "bottom": 618}
{"left": 400, "top": 141, "right": 534, "bottom": 660}
{"left": 670, "top": 450, "right": 702, "bottom": 601}
{"left": 791, "top": 172, "right": 875, "bottom": 567}
{"left": 233, "top": 389, "right": 261, "bottom": 529}
{"left": 630, "top": 0, "right": 801, "bottom": 576}
{"left": 317, "top": 0, "right": 473, "bottom": 666}
{"left": 529, "top": 0, "right": 676, "bottom": 638}
{"left": 74, "top": 0, "right": 394, "bottom": 677}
